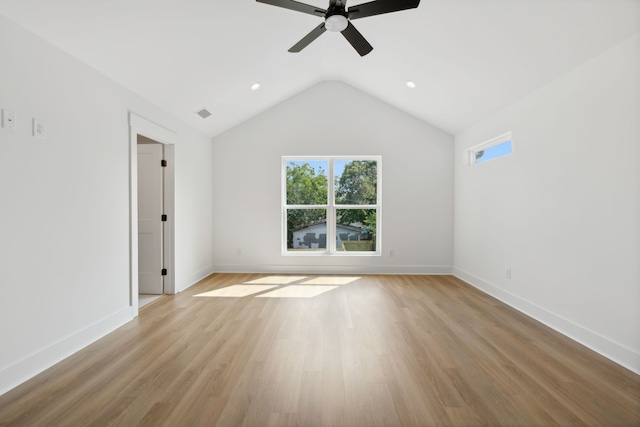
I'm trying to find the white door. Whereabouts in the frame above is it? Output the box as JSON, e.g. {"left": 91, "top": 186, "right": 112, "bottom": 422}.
{"left": 137, "top": 143, "right": 164, "bottom": 294}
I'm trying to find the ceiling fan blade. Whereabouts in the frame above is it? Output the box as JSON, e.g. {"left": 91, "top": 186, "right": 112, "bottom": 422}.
{"left": 256, "top": 0, "right": 326, "bottom": 17}
{"left": 348, "top": 0, "right": 420, "bottom": 20}
{"left": 289, "top": 23, "right": 327, "bottom": 53}
{"left": 341, "top": 22, "right": 373, "bottom": 56}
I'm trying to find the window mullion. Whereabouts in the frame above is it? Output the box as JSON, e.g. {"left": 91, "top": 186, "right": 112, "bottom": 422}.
{"left": 328, "top": 159, "right": 336, "bottom": 253}
{"left": 337, "top": 204, "right": 378, "bottom": 209}
{"left": 286, "top": 204, "right": 327, "bottom": 209}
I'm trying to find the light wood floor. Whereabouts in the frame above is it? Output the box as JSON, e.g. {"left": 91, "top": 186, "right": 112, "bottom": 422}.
{"left": 1, "top": 274, "right": 638, "bottom": 426}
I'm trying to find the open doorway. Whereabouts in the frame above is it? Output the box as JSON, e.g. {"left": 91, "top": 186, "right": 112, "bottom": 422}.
{"left": 137, "top": 137, "right": 164, "bottom": 307}
{"left": 129, "top": 113, "right": 176, "bottom": 316}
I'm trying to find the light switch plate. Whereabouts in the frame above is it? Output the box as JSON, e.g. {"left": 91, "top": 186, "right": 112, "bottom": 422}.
{"left": 33, "top": 118, "right": 47, "bottom": 139}
{"left": 2, "top": 109, "right": 16, "bottom": 131}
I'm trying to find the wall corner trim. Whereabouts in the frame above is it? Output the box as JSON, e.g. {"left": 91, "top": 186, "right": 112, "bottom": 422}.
{"left": 176, "top": 265, "right": 216, "bottom": 293}
{"left": 212, "top": 264, "right": 453, "bottom": 275}
{"left": 0, "top": 307, "right": 133, "bottom": 397}
{"left": 453, "top": 267, "right": 640, "bottom": 375}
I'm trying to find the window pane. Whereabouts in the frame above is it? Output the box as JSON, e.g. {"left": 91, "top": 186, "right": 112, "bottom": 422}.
{"left": 287, "top": 209, "right": 327, "bottom": 251}
{"left": 335, "top": 160, "right": 377, "bottom": 205}
{"left": 286, "top": 161, "right": 328, "bottom": 205}
{"left": 475, "top": 140, "right": 512, "bottom": 163}
{"left": 336, "top": 208, "right": 376, "bottom": 252}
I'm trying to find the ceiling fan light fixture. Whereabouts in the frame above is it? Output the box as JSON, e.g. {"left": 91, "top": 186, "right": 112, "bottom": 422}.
{"left": 325, "top": 14, "right": 348, "bottom": 32}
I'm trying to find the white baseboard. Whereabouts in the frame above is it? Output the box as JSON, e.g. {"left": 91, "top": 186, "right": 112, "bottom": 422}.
{"left": 453, "top": 267, "right": 640, "bottom": 375}
{"left": 176, "top": 265, "right": 215, "bottom": 293}
{"left": 0, "top": 306, "right": 134, "bottom": 397}
{"left": 212, "top": 264, "right": 453, "bottom": 275}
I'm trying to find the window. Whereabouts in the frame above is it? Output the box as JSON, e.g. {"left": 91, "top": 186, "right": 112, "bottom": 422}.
{"left": 283, "top": 157, "right": 381, "bottom": 255}
{"left": 468, "top": 132, "right": 513, "bottom": 165}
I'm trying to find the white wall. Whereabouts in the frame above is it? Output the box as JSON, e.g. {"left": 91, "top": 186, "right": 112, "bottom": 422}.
{"left": 212, "top": 81, "right": 454, "bottom": 274}
{"left": 0, "top": 15, "right": 214, "bottom": 395}
{"left": 454, "top": 34, "right": 640, "bottom": 373}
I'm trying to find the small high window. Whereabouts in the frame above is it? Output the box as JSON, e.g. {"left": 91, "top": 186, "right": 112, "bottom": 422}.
{"left": 468, "top": 132, "right": 513, "bottom": 165}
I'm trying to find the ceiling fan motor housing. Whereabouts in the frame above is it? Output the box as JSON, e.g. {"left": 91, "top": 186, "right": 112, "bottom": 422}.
{"left": 325, "top": 13, "right": 348, "bottom": 32}
{"left": 325, "top": 2, "right": 348, "bottom": 32}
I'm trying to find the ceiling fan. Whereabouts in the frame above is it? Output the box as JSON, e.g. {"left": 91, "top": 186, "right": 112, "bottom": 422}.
{"left": 256, "top": 0, "right": 420, "bottom": 56}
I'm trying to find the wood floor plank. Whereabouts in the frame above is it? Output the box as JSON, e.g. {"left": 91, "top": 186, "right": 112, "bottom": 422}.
{"left": 0, "top": 273, "right": 638, "bottom": 426}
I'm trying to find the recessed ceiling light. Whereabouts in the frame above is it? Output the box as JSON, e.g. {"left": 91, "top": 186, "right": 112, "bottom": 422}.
{"left": 251, "top": 82, "right": 261, "bottom": 91}
{"left": 406, "top": 81, "right": 417, "bottom": 89}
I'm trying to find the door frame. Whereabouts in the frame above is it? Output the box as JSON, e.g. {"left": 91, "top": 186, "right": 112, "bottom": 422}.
{"left": 129, "top": 112, "right": 176, "bottom": 316}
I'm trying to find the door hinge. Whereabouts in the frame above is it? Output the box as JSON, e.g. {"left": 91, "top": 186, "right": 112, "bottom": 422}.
{"left": 161, "top": 268, "right": 167, "bottom": 276}
{"left": 161, "top": 160, "right": 167, "bottom": 167}
{"left": 161, "top": 214, "right": 167, "bottom": 222}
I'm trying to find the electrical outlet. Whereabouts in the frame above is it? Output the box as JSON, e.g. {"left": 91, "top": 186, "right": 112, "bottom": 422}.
{"left": 237, "top": 249, "right": 242, "bottom": 256}
{"left": 33, "top": 118, "right": 47, "bottom": 139}
{"left": 2, "top": 109, "right": 16, "bottom": 131}
{"left": 389, "top": 249, "right": 395, "bottom": 257}
{"left": 505, "top": 268, "right": 512, "bottom": 279}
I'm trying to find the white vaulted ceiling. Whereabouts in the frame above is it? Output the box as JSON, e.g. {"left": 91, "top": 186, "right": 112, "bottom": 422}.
{"left": 0, "top": 0, "right": 638, "bottom": 137}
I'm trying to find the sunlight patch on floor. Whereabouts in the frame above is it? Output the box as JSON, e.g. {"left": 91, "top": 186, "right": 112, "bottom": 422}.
{"left": 244, "top": 276, "right": 307, "bottom": 285}
{"left": 194, "top": 285, "right": 279, "bottom": 298}
{"left": 300, "top": 276, "right": 361, "bottom": 285}
{"left": 194, "top": 276, "right": 359, "bottom": 299}
{"left": 256, "top": 285, "right": 338, "bottom": 298}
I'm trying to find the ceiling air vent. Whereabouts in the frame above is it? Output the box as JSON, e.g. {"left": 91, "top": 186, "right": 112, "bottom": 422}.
{"left": 196, "top": 108, "right": 212, "bottom": 119}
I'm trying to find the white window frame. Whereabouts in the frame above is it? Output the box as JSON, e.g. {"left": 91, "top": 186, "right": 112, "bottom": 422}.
{"left": 466, "top": 131, "right": 513, "bottom": 165}
{"left": 282, "top": 156, "right": 382, "bottom": 256}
